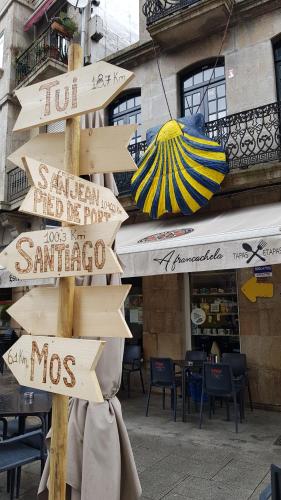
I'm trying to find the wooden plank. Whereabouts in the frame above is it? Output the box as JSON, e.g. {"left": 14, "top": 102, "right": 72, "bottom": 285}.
{"left": 49, "top": 43, "right": 81, "bottom": 500}
{"left": 8, "top": 125, "right": 137, "bottom": 174}
{"left": 20, "top": 157, "right": 128, "bottom": 224}
{"left": 13, "top": 61, "right": 134, "bottom": 131}
{"left": 3, "top": 335, "right": 105, "bottom": 401}
{"left": 0, "top": 268, "right": 55, "bottom": 288}
{"left": 8, "top": 285, "right": 132, "bottom": 338}
{"left": 0, "top": 222, "right": 122, "bottom": 279}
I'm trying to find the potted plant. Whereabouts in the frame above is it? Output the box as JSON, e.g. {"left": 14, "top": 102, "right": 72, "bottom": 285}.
{"left": 51, "top": 12, "right": 78, "bottom": 38}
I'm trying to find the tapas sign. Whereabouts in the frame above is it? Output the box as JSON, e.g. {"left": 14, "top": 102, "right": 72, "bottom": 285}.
{"left": 13, "top": 61, "right": 134, "bottom": 131}
{"left": 8, "top": 125, "right": 138, "bottom": 175}
{"left": 20, "top": 157, "right": 128, "bottom": 224}
{"left": 3, "top": 336, "right": 105, "bottom": 402}
{"left": 0, "top": 222, "right": 122, "bottom": 279}
{"left": 8, "top": 285, "right": 132, "bottom": 338}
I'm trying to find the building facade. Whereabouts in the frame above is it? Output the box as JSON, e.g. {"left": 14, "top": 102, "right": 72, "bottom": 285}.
{"left": 104, "top": 0, "right": 281, "bottom": 410}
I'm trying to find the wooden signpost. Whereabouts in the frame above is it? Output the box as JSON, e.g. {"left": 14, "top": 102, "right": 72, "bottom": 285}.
{"left": 13, "top": 60, "right": 134, "bottom": 131}
{"left": 20, "top": 156, "right": 128, "bottom": 224}
{"left": 8, "top": 124, "right": 137, "bottom": 174}
{"left": 0, "top": 223, "right": 121, "bottom": 279}
{"left": 5, "top": 42, "right": 135, "bottom": 500}
{"left": 8, "top": 285, "right": 132, "bottom": 338}
{"left": 3, "top": 335, "right": 105, "bottom": 401}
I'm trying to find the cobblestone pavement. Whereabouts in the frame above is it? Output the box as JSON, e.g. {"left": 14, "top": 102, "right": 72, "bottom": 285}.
{"left": 0, "top": 374, "right": 281, "bottom": 499}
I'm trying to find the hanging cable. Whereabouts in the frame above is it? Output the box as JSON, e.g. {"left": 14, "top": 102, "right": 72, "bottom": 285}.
{"left": 152, "top": 40, "right": 173, "bottom": 120}
{"left": 195, "top": 0, "right": 235, "bottom": 115}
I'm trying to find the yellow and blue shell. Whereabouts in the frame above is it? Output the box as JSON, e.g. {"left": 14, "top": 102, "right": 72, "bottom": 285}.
{"left": 131, "top": 115, "right": 228, "bottom": 219}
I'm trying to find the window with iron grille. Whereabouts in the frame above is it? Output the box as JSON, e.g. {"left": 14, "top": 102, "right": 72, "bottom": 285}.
{"left": 108, "top": 92, "right": 141, "bottom": 146}
{"left": 181, "top": 62, "right": 227, "bottom": 122}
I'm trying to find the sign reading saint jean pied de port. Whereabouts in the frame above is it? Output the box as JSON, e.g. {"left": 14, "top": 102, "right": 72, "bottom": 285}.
{"left": 3, "top": 53, "right": 135, "bottom": 405}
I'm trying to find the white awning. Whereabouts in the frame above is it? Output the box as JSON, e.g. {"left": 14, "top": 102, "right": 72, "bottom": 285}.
{"left": 116, "top": 202, "right": 281, "bottom": 277}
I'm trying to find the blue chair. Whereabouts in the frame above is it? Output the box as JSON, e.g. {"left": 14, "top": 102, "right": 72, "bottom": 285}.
{"left": 0, "top": 429, "right": 45, "bottom": 499}
{"left": 199, "top": 363, "right": 244, "bottom": 433}
{"left": 259, "top": 464, "right": 281, "bottom": 499}
{"left": 146, "top": 358, "right": 181, "bottom": 421}
{"left": 122, "top": 345, "right": 145, "bottom": 397}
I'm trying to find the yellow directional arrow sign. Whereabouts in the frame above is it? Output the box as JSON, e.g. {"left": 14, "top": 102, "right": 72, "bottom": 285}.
{"left": 8, "top": 125, "right": 137, "bottom": 175}
{"left": 241, "top": 276, "right": 273, "bottom": 303}
{"left": 0, "top": 222, "right": 122, "bottom": 279}
{"left": 20, "top": 157, "right": 128, "bottom": 225}
{"left": 8, "top": 285, "right": 132, "bottom": 338}
{"left": 3, "top": 336, "right": 105, "bottom": 402}
{"left": 13, "top": 61, "right": 134, "bottom": 131}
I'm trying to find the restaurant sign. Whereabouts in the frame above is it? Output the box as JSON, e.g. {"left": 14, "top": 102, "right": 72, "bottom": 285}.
{"left": 118, "top": 237, "right": 281, "bottom": 278}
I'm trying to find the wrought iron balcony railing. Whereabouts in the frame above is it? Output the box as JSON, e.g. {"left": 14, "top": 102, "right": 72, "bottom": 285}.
{"left": 7, "top": 168, "right": 29, "bottom": 202}
{"left": 6, "top": 102, "right": 281, "bottom": 200}
{"left": 143, "top": 0, "right": 201, "bottom": 25}
{"left": 115, "top": 101, "right": 281, "bottom": 194}
{"left": 16, "top": 25, "right": 69, "bottom": 85}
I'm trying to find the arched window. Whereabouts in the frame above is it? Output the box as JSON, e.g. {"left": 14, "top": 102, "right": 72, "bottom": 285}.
{"left": 108, "top": 92, "right": 141, "bottom": 145}
{"left": 273, "top": 39, "right": 281, "bottom": 101}
{"left": 181, "top": 63, "right": 226, "bottom": 122}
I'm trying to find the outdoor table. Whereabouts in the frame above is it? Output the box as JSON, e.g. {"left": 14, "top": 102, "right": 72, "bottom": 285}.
{"left": 174, "top": 360, "right": 204, "bottom": 422}
{"left": 0, "top": 387, "right": 52, "bottom": 437}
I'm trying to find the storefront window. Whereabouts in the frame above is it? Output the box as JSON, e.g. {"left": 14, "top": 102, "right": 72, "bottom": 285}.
{"left": 190, "top": 270, "right": 240, "bottom": 356}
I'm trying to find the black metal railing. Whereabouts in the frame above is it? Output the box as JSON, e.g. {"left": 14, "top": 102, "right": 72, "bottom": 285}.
{"left": 143, "top": 0, "right": 200, "bottom": 25}
{"left": 115, "top": 101, "right": 281, "bottom": 194}
{"left": 114, "top": 141, "right": 147, "bottom": 195}
{"left": 16, "top": 25, "right": 69, "bottom": 85}
{"left": 6, "top": 102, "right": 281, "bottom": 199}
{"left": 7, "top": 168, "right": 29, "bottom": 202}
{"left": 205, "top": 101, "right": 281, "bottom": 170}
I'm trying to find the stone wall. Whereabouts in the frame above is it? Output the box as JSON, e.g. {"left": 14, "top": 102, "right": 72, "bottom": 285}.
{"left": 238, "top": 265, "right": 281, "bottom": 409}
{"left": 142, "top": 274, "right": 185, "bottom": 360}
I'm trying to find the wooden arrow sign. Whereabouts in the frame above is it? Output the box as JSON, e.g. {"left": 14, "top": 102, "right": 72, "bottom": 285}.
{"left": 8, "top": 285, "right": 132, "bottom": 338}
{"left": 13, "top": 61, "right": 134, "bottom": 131}
{"left": 0, "top": 223, "right": 122, "bottom": 279}
{"left": 19, "top": 157, "right": 128, "bottom": 225}
{"left": 8, "top": 125, "right": 137, "bottom": 174}
{"left": 241, "top": 276, "right": 273, "bottom": 303}
{"left": 3, "top": 335, "right": 105, "bottom": 402}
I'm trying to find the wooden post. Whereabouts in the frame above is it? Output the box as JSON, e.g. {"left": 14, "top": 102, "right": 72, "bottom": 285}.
{"left": 49, "top": 43, "right": 82, "bottom": 500}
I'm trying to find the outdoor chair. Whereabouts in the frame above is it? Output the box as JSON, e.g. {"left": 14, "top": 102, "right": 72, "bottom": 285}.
{"left": 122, "top": 345, "right": 145, "bottom": 397}
{"left": 146, "top": 358, "right": 181, "bottom": 421}
{"left": 0, "top": 429, "right": 45, "bottom": 500}
{"left": 222, "top": 352, "right": 253, "bottom": 411}
{"left": 184, "top": 351, "right": 206, "bottom": 412}
{"left": 199, "top": 362, "right": 244, "bottom": 433}
{"left": 259, "top": 464, "right": 281, "bottom": 499}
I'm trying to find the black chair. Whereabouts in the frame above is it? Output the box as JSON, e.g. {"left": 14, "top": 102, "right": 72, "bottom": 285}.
{"left": 184, "top": 351, "right": 206, "bottom": 412}
{"left": 0, "top": 429, "right": 45, "bottom": 499}
{"left": 259, "top": 464, "right": 281, "bottom": 499}
{"left": 146, "top": 358, "right": 181, "bottom": 421}
{"left": 222, "top": 353, "right": 253, "bottom": 411}
{"left": 199, "top": 363, "right": 244, "bottom": 433}
{"left": 122, "top": 345, "right": 145, "bottom": 397}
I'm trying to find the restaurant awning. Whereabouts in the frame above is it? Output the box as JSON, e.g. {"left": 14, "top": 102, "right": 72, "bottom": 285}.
{"left": 24, "top": 0, "right": 56, "bottom": 32}
{"left": 116, "top": 202, "right": 281, "bottom": 277}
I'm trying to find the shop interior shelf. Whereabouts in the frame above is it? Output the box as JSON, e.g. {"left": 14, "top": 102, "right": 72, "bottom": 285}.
{"left": 192, "top": 334, "right": 239, "bottom": 337}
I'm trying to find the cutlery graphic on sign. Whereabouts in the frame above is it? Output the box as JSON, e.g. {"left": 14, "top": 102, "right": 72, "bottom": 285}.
{"left": 242, "top": 241, "right": 267, "bottom": 264}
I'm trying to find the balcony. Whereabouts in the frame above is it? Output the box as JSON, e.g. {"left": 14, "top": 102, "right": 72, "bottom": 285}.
{"left": 142, "top": 0, "right": 232, "bottom": 47}
{"left": 6, "top": 102, "right": 281, "bottom": 202}
{"left": 115, "top": 101, "right": 281, "bottom": 195}
{"left": 16, "top": 25, "right": 69, "bottom": 87}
